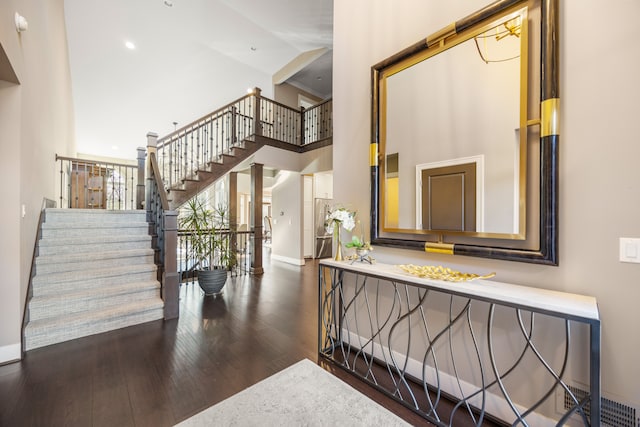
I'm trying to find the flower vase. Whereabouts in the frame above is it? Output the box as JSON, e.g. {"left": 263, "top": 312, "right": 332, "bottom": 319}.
{"left": 334, "top": 228, "right": 343, "bottom": 261}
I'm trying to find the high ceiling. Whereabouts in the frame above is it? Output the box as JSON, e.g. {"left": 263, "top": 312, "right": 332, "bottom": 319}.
{"left": 64, "top": 0, "right": 333, "bottom": 158}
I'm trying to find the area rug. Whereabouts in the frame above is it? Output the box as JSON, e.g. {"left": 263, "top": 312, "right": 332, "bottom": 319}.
{"left": 175, "top": 358, "right": 411, "bottom": 426}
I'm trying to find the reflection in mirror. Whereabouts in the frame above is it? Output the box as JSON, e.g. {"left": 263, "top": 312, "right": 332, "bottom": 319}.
{"left": 371, "top": 0, "right": 559, "bottom": 265}
{"left": 382, "top": 8, "right": 527, "bottom": 237}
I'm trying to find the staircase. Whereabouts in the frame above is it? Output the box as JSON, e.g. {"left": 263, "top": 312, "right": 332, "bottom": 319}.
{"left": 23, "top": 209, "right": 164, "bottom": 351}
{"left": 166, "top": 139, "right": 262, "bottom": 209}
{"left": 154, "top": 90, "right": 332, "bottom": 210}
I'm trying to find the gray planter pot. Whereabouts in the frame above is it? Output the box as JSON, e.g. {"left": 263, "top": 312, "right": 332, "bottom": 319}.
{"left": 197, "top": 269, "right": 227, "bottom": 296}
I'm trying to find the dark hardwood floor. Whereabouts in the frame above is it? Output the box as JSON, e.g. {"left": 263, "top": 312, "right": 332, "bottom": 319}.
{"left": 0, "top": 253, "right": 432, "bottom": 426}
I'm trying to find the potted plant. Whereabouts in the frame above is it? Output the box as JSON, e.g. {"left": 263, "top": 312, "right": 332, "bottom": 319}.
{"left": 345, "top": 236, "right": 374, "bottom": 264}
{"left": 179, "top": 198, "right": 234, "bottom": 296}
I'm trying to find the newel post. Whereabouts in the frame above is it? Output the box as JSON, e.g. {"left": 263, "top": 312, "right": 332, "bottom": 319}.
{"left": 252, "top": 87, "right": 262, "bottom": 137}
{"left": 163, "top": 210, "right": 179, "bottom": 319}
{"left": 146, "top": 132, "right": 158, "bottom": 221}
{"left": 136, "top": 147, "right": 146, "bottom": 210}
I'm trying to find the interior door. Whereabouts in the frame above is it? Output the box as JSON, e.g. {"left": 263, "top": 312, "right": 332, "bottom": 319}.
{"left": 421, "top": 163, "right": 476, "bottom": 231}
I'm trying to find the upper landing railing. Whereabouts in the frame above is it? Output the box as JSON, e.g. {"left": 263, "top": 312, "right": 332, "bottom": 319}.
{"left": 155, "top": 87, "right": 332, "bottom": 193}
{"left": 56, "top": 91, "right": 331, "bottom": 211}
{"left": 55, "top": 155, "right": 143, "bottom": 210}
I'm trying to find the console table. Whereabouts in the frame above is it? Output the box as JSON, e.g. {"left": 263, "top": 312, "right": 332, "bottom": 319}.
{"left": 318, "top": 259, "right": 600, "bottom": 426}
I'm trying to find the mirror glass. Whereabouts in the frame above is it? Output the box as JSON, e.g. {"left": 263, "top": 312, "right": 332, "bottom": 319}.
{"left": 381, "top": 7, "right": 527, "bottom": 238}
{"left": 371, "top": 0, "right": 559, "bottom": 265}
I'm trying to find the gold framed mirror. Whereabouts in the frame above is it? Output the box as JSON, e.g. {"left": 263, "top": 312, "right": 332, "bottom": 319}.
{"left": 370, "top": 0, "right": 559, "bottom": 265}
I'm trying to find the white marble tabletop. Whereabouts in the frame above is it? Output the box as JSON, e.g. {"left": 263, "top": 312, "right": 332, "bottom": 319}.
{"left": 320, "top": 259, "right": 600, "bottom": 322}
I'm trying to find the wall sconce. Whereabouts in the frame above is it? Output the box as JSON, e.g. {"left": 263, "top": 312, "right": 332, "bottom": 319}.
{"left": 15, "top": 13, "right": 28, "bottom": 33}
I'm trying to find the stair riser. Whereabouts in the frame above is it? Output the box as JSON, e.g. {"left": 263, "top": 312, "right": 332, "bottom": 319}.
{"left": 24, "top": 306, "right": 164, "bottom": 351}
{"left": 38, "top": 240, "right": 152, "bottom": 255}
{"left": 35, "top": 254, "right": 156, "bottom": 274}
{"left": 40, "top": 226, "right": 149, "bottom": 239}
{"left": 32, "top": 270, "right": 158, "bottom": 295}
{"left": 29, "top": 287, "right": 161, "bottom": 321}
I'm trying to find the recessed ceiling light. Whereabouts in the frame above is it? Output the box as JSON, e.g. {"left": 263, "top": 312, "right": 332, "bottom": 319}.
{"left": 125, "top": 41, "right": 136, "bottom": 50}
{"left": 164, "top": 0, "right": 173, "bottom": 6}
{"left": 250, "top": 46, "right": 257, "bottom": 51}
{"left": 112, "top": 145, "right": 119, "bottom": 151}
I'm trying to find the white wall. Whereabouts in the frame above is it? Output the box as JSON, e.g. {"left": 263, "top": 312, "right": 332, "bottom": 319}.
{"left": 334, "top": 0, "right": 640, "bottom": 409}
{"left": 252, "top": 144, "right": 332, "bottom": 174}
{"left": 271, "top": 171, "right": 304, "bottom": 265}
{"left": 314, "top": 172, "right": 333, "bottom": 199}
{"left": 0, "top": 0, "right": 76, "bottom": 363}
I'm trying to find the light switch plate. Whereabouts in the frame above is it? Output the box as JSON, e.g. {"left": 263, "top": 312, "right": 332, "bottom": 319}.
{"left": 619, "top": 238, "right": 640, "bottom": 263}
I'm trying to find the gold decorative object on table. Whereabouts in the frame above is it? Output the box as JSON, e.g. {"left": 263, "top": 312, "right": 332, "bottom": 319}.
{"left": 334, "top": 229, "right": 343, "bottom": 261}
{"left": 397, "top": 264, "right": 495, "bottom": 282}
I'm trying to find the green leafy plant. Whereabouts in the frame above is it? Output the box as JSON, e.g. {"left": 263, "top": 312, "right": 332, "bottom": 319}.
{"left": 179, "top": 198, "right": 234, "bottom": 271}
{"left": 345, "top": 235, "right": 371, "bottom": 250}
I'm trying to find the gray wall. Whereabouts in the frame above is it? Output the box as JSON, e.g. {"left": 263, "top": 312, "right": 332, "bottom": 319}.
{"left": 0, "top": 0, "right": 76, "bottom": 362}
{"left": 334, "top": 0, "right": 640, "bottom": 408}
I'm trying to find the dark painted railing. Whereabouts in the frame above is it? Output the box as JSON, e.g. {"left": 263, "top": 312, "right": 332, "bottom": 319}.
{"left": 260, "top": 97, "right": 301, "bottom": 145}
{"left": 303, "top": 98, "right": 332, "bottom": 144}
{"left": 56, "top": 155, "right": 141, "bottom": 210}
{"left": 177, "top": 229, "right": 252, "bottom": 284}
{"left": 147, "top": 145, "right": 179, "bottom": 319}
{"left": 156, "top": 92, "right": 257, "bottom": 191}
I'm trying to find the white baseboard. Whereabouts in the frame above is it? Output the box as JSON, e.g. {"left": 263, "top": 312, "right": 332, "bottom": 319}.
{"left": 271, "top": 254, "right": 306, "bottom": 266}
{"left": 344, "top": 330, "right": 555, "bottom": 426}
{"left": 0, "top": 343, "right": 21, "bottom": 365}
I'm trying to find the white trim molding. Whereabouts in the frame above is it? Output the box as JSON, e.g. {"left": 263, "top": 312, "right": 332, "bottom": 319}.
{"left": 271, "top": 254, "right": 306, "bottom": 266}
{"left": 0, "top": 343, "right": 21, "bottom": 365}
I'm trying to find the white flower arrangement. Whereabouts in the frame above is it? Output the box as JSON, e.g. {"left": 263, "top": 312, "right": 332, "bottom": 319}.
{"left": 325, "top": 207, "right": 356, "bottom": 234}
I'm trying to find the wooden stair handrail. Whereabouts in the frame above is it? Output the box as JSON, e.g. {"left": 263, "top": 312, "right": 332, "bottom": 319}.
{"left": 157, "top": 91, "right": 256, "bottom": 148}
{"left": 149, "top": 152, "right": 170, "bottom": 210}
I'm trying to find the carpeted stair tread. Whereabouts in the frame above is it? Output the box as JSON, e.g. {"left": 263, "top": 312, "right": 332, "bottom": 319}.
{"left": 37, "top": 235, "right": 153, "bottom": 256}
{"left": 29, "top": 281, "right": 160, "bottom": 321}
{"left": 36, "top": 247, "right": 155, "bottom": 267}
{"left": 32, "top": 263, "right": 157, "bottom": 294}
{"left": 41, "top": 221, "right": 149, "bottom": 230}
{"left": 26, "top": 298, "right": 164, "bottom": 333}
{"left": 38, "top": 234, "right": 152, "bottom": 247}
{"left": 24, "top": 298, "right": 164, "bottom": 350}
{"left": 44, "top": 209, "right": 146, "bottom": 220}
{"left": 28, "top": 281, "right": 161, "bottom": 321}
{"left": 40, "top": 224, "right": 149, "bottom": 238}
